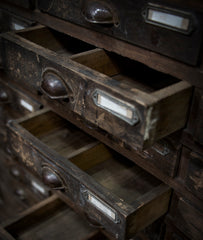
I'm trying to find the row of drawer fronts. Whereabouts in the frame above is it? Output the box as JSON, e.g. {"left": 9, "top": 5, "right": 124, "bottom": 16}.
{"left": 0, "top": 79, "right": 42, "bottom": 114}
{"left": 6, "top": 0, "right": 203, "bottom": 65}
{"left": 7, "top": 110, "right": 171, "bottom": 239}
{"left": 0, "top": 75, "right": 182, "bottom": 178}
{"left": 1, "top": 26, "right": 192, "bottom": 149}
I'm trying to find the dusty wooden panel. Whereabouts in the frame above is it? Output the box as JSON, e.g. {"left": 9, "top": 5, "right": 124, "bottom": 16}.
{"left": 177, "top": 147, "right": 203, "bottom": 200}
{"left": 168, "top": 194, "right": 203, "bottom": 240}
{"left": 7, "top": 110, "right": 171, "bottom": 239}
{"left": 1, "top": 28, "right": 192, "bottom": 149}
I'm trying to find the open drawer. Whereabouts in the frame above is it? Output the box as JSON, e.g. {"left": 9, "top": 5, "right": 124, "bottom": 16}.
{"left": 1, "top": 26, "right": 192, "bottom": 149}
{"left": 2, "top": 195, "right": 107, "bottom": 240}
{"left": 7, "top": 109, "right": 171, "bottom": 239}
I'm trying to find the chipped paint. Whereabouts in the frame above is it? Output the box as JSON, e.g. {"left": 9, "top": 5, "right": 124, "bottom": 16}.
{"left": 144, "top": 106, "right": 158, "bottom": 141}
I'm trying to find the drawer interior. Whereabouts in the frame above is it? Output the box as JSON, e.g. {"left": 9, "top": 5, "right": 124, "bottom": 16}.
{"left": 5, "top": 196, "right": 103, "bottom": 240}
{"left": 72, "top": 49, "right": 180, "bottom": 93}
{"left": 17, "top": 26, "right": 95, "bottom": 56}
{"left": 20, "top": 111, "right": 162, "bottom": 206}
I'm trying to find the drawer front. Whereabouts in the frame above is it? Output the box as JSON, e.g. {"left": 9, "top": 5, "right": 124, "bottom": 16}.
{"left": 38, "top": 0, "right": 203, "bottom": 65}
{"left": 7, "top": 110, "right": 171, "bottom": 239}
{"left": 178, "top": 147, "right": 203, "bottom": 200}
{"left": 168, "top": 195, "right": 203, "bottom": 240}
{"left": 1, "top": 28, "right": 192, "bottom": 149}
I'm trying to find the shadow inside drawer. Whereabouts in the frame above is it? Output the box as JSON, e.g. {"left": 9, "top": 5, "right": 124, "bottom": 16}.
{"left": 20, "top": 110, "right": 162, "bottom": 207}
{"left": 17, "top": 26, "right": 95, "bottom": 56}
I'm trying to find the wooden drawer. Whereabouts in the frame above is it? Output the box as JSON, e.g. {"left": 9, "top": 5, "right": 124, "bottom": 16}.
{"left": 168, "top": 194, "right": 203, "bottom": 240}
{"left": 0, "top": 78, "right": 42, "bottom": 123}
{"left": 2, "top": 195, "right": 107, "bottom": 240}
{"left": 178, "top": 147, "right": 203, "bottom": 200}
{"left": 7, "top": 110, "right": 171, "bottom": 240}
{"left": 1, "top": 26, "right": 192, "bottom": 149}
{"left": 38, "top": 0, "right": 203, "bottom": 65}
{"left": 0, "top": 149, "right": 49, "bottom": 223}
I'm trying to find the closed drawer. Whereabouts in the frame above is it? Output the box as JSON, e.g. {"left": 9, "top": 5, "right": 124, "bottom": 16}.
{"left": 7, "top": 110, "right": 171, "bottom": 240}
{"left": 1, "top": 26, "right": 192, "bottom": 149}
{"left": 178, "top": 147, "right": 203, "bottom": 200}
{"left": 0, "top": 77, "right": 42, "bottom": 123}
{"left": 168, "top": 194, "right": 203, "bottom": 240}
{"left": 38, "top": 0, "right": 203, "bottom": 65}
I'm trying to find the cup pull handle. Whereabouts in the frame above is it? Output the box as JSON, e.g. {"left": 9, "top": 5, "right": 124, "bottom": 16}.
{"left": 41, "top": 70, "right": 70, "bottom": 100}
{"left": 82, "top": 1, "right": 118, "bottom": 26}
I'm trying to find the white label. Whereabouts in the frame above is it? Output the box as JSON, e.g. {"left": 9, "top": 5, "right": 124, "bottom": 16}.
{"left": 12, "top": 22, "right": 25, "bottom": 31}
{"left": 87, "top": 193, "right": 116, "bottom": 221}
{"left": 31, "top": 180, "right": 46, "bottom": 195}
{"left": 148, "top": 9, "right": 189, "bottom": 30}
{"left": 20, "top": 99, "right": 34, "bottom": 112}
{"left": 98, "top": 94, "right": 133, "bottom": 119}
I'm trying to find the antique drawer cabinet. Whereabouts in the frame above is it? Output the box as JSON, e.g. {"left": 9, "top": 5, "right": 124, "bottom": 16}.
{"left": 0, "top": 0, "right": 202, "bottom": 239}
